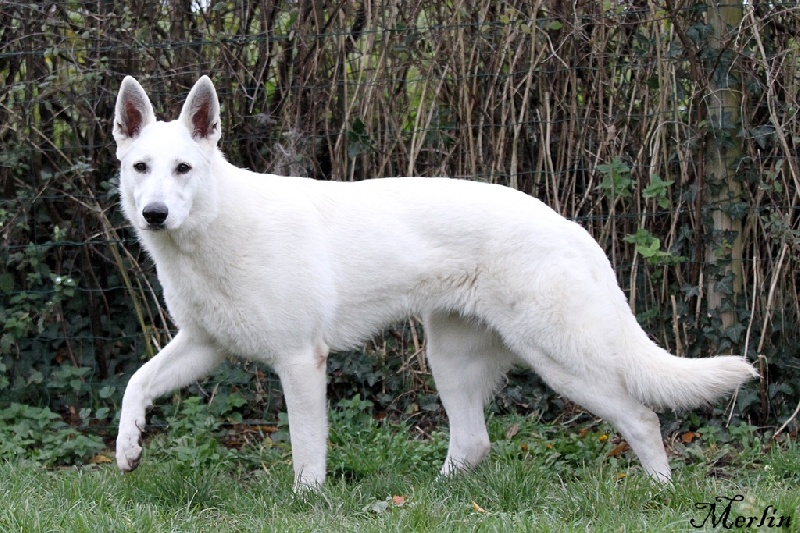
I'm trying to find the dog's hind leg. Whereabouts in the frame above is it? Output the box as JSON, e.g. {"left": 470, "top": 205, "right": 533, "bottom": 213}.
{"left": 425, "top": 312, "right": 516, "bottom": 476}
{"left": 117, "top": 329, "right": 225, "bottom": 472}
{"left": 521, "top": 352, "right": 671, "bottom": 482}
{"left": 273, "top": 342, "right": 330, "bottom": 491}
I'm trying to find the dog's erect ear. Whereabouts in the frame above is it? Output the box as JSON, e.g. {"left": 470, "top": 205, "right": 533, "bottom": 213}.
{"left": 179, "top": 76, "right": 221, "bottom": 147}
{"left": 113, "top": 76, "right": 156, "bottom": 158}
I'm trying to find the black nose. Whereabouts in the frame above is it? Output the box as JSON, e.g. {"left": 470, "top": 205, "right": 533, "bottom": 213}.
{"left": 142, "top": 202, "right": 169, "bottom": 225}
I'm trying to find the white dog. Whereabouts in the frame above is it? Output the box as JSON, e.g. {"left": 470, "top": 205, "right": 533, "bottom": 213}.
{"left": 113, "top": 75, "right": 756, "bottom": 489}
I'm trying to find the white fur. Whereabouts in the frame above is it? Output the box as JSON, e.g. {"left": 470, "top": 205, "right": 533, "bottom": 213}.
{"left": 113, "top": 76, "right": 758, "bottom": 489}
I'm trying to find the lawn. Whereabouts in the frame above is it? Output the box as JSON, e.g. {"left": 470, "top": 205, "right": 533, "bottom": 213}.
{"left": 0, "top": 404, "right": 797, "bottom": 532}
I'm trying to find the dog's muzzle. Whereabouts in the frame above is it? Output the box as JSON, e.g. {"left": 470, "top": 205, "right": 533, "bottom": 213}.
{"left": 142, "top": 202, "right": 169, "bottom": 229}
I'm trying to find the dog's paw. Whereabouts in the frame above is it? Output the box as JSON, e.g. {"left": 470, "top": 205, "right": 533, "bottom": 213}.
{"left": 116, "top": 428, "right": 143, "bottom": 472}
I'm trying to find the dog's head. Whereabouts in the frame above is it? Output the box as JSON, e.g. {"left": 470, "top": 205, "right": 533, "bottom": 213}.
{"left": 113, "top": 76, "right": 221, "bottom": 232}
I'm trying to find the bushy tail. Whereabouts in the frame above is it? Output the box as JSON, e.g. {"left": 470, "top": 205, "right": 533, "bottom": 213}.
{"left": 622, "top": 330, "right": 758, "bottom": 410}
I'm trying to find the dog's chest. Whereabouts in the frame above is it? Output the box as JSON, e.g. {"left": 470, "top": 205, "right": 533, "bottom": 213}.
{"left": 154, "top": 251, "right": 271, "bottom": 355}
{"left": 148, "top": 237, "right": 327, "bottom": 359}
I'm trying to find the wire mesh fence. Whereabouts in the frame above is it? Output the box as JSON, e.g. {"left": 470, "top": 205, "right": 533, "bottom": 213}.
{"left": 1, "top": 1, "right": 799, "bottom": 430}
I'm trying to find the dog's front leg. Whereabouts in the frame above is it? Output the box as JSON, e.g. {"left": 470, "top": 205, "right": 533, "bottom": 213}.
{"left": 274, "top": 345, "right": 329, "bottom": 490}
{"left": 117, "top": 329, "right": 224, "bottom": 472}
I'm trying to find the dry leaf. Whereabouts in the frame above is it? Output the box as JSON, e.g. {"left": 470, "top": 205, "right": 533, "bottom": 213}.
{"left": 607, "top": 441, "right": 630, "bottom": 457}
{"left": 366, "top": 501, "right": 389, "bottom": 514}
{"left": 471, "top": 501, "right": 485, "bottom": 513}
{"left": 681, "top": 431, "right": 700, "bottom": 444}
{"left": 505, "top": 423, "right": 520, "bottom": 439}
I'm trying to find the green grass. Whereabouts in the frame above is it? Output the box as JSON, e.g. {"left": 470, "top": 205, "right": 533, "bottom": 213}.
{"left": 0, "top": 409, "right": 798, "bottom": 532}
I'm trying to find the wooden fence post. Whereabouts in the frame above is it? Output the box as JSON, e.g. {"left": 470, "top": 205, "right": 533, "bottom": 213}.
{"left": 704, "top": 0, "right": 744, "bottom": 339}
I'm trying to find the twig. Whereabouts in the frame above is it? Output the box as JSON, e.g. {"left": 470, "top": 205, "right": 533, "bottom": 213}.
{"left": 775, "top": 399, "right": 800, "bottom": 439}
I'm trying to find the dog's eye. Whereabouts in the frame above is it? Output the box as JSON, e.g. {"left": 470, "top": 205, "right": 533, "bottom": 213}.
{"left": 176, "top": 163, "right": 192, "bottom": 174}
{"left": 133, "top": 162, "right": 147, "bottom": 173}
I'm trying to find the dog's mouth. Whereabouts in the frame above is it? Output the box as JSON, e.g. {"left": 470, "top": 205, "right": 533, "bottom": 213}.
{"left": 143, "top": 222, "right": 168, "bottom": 231}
